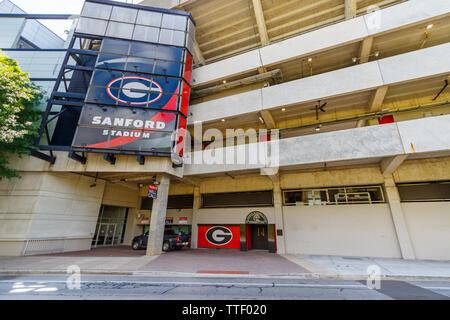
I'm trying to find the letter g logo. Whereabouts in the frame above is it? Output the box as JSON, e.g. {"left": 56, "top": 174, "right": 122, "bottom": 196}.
{"left": 205, "top": 226, "right": 233, "bottom": 246}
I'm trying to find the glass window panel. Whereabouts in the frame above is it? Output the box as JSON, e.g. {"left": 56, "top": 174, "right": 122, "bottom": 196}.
{"left": 81, "top": 2, "right": 112, "bottom": 20}
{"left": 110, "top": 6, "right": 137, "bottom": 24}
{"left": 151, "top": 44, "right": 183, "bottom": 62}
{"left": 76, "top": 17, "right": 107, "bottom": 36}
{"left": 106, "top": 21, "right": 134, "bottom": 39}
{"left": 96, "top": 53, "right": 127, "bottom": 67}
{"left": 136, "top": 10, "right": 162, "bottom": 27}
{"left": 161, "top": 14, "right": 187, "bottom": 31}
{"left": 101, "top": 38, "right": 130, "bottom": 55}
{"left": 153, "top": 59, "right": 182, "bottom": 77}
{"left": 159, "top": 29, "right": 185, "bottom": 46}
{"left": 90, "top": 70, "right": 123, "bottom": 87}
{"left": 186, "top": 34, "right": 194, "bottom": 53}
{"left": 130, "top": 42, "right": 157, "bottom": 58}
{"left": 172, "top": 30, "right": 186, "bottom": 46}
{"left": 187, "top": 18, "right": 195, "bottom": 39}
{"left": 132, "top": 25, "right": 160, "bottom": 43}
{"left": 86, "top": 86, "right": 117, "bottom": 105}
{"left": 125, "top": 57, "right": 156, "bottom": 74}
{"left": 284, "top": 191, "right": 303, "bottom": 205}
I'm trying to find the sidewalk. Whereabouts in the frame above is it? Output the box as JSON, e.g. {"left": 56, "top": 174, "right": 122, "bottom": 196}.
{"left": 0, "top": 247, "right": 449, "bottom": 280}
{"left": 283, "top": 254, "right": 450, "bottom": 280}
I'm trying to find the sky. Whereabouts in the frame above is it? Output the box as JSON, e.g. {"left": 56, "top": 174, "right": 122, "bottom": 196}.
{"left": 8, "top": 0, "right": 143, "bottom": 39}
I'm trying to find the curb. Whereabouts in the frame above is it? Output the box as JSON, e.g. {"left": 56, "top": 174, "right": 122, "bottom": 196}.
{"left": 1, "top": 270, "right": 450, "bottom": 281}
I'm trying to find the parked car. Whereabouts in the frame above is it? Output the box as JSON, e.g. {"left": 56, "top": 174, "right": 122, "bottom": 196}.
{"left": 132, "top": 228, "right": 190, "bottom": 252}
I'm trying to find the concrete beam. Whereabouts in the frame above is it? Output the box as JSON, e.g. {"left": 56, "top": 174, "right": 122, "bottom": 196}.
{"left": 193, "top": 40, "right": 206, "bottom": 66}
{"left": 381, "top": 155, "right": 408, "bottom": 174}
{"left": 260, "top": 110, "right": 276, "bottom": 129}
{"left": 261, "top": 168, "right": 280, "bottom": 181}
{"left": 345, "top": 0, "right": 357, "bottom": 19}
{"left": 383, "top": 174, "right": 416, "bottom": 260}
{"left": 173, "top": 176, "right": 200, "bottom": 187}
{"left": 368, "top": 85, "right": 389, "bottom": 112}
{"left": 358, "top": 36, "right": 374, "bottom": 64}
{"left": 140, "top": 0, "right": 192, "bottom": 9}
{"left": 357, "top": 84, "right": 388, "bottom": 127}
{"left": 252, "top": 0, "right": 270, "bottom": 46}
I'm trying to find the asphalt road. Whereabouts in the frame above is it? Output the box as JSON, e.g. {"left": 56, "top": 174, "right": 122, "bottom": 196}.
{"left": 0, "top": 274, "right": 449, "bottom": 300}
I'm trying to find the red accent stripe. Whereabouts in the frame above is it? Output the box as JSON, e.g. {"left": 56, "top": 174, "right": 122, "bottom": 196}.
{"left": 196, "top": 270, "right": 249, "bottom": 275}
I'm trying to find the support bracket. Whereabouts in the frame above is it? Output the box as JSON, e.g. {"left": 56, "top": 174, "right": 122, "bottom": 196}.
{"left": 103, "top": 153, "right": 116, "bottom": 165}
{"left": 68, "top": 151, "right": 87, "bottom": 164}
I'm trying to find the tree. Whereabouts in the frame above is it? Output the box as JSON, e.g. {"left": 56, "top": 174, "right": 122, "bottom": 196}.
{"left": 0, "top": 50, "right": 43, "bottom": 179}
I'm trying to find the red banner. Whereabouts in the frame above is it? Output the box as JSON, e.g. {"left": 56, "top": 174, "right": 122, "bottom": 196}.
{"left": 197, "top": 225, "right": 241, "bottom": 249}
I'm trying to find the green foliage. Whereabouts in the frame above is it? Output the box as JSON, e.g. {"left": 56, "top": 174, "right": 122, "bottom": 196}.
{"left": 0, "top": 50, "right": 44, "bottom": 179}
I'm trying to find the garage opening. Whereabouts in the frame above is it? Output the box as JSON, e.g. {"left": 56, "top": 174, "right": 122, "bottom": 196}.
{"left": 92, "top": 205, "right": 129, "bottom": 248}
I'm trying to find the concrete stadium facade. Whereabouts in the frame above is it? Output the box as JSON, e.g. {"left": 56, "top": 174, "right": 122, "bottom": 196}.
{"left": 1, "top": 0, "right": 450, "bottom": 260}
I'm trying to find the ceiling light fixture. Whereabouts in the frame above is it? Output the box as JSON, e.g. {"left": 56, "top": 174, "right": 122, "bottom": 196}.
{"left": 259, "top": 116, "right": 265, "bottom": 124}
{"left": 221, "top": 119, "right": 225, "bottom": 122}
{"left": 352, "top": 51, "right": 380, "bottom": 63}
{"left": 281, "top": 107, "right": 286, "bottom": 111}
{"left": 222, "top": 80, "right": 227, "bottom": 84}
{"left": 427, "top": 24, "right": 433, "bottom": 29}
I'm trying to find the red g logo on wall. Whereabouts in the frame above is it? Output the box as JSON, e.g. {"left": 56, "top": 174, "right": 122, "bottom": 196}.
{"left": 206, "top": 226, "right": 233, "bottom": 246}
{"left": 198, "top": 225, "right": 240, "bottom": 249}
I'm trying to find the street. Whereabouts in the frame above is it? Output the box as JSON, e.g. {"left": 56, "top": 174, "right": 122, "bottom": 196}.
{"left": 0, "top": 274, "right": 449, "bottom": 300}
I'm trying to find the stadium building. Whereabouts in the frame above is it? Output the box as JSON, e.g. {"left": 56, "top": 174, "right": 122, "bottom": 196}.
{"left": 0, "top": 0, "right": 450, "bottom": 260}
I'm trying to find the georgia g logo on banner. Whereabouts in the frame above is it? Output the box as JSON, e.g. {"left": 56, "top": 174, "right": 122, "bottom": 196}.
{"left": 205, "top": 226, "right": 233, "bottom": 246}
{"left": 107, "top": 76, "right": 163, "bottom": 105}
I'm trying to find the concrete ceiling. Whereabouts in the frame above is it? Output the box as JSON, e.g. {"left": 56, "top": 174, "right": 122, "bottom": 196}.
{"left": 174, "top": 0, "right": 407, "bottom": 64}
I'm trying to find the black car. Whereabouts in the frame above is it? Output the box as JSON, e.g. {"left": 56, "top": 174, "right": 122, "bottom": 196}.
{"left": 132, "top": 228, "right": 190, "bottom": 252}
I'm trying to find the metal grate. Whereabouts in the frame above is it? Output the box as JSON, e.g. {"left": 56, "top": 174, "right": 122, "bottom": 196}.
{"left": 22, "top": 239, "right": 65, "bottom": 256}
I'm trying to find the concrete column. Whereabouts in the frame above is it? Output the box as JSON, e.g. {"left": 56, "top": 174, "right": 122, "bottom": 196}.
{"left": 146, "top": 173, "right": 170, "bottom": 256}
{"left": 384, "top": 174, "right": 416, "bottom": 260}
{"left": 190, "top": 186, "right": 201, "bottom": 248}
{"left": 273, "top": 179, "right": 287, "bottom": 254}
{"left": 345, "top": 0, "right": 357, "bottom": 20}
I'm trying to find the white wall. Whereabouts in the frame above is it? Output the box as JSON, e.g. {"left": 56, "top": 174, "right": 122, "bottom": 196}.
{"left": 165, "top": 209, "right": 193, "bottom": 225}
{"left": 196, "top": 207, "right": 275, "bottom": 225}
{"left": 283, "top": 204, "right": 402, "bottom": 258}
{"left": 0, "top": 172, "right": 105, "bottom": 256}
{"left": 402, "top": 202, "right": 450, "bottom": 261}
